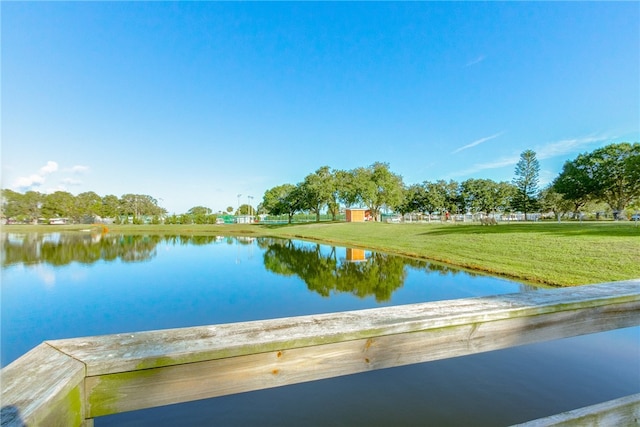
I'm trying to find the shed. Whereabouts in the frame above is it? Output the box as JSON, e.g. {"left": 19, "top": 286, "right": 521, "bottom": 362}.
{"left": 345, "top": 208, "right": 370, "bottom": 222}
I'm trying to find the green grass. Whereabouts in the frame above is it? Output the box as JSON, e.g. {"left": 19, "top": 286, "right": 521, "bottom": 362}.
{"left": 3, "top": 221, "right": 639, "bottom": 287}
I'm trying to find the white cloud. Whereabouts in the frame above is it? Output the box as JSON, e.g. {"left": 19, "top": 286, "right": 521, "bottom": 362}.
{"left": 12, "top": 161, "right": 59, "bottom": 190}
{"left": 39, "top": 161, "right": 58, "bottom": 175}
{"left": 13, "top": 174, "right": 46, "bottom": 189}
{"left": 11, "top": 161, "right": 92, "bottom": 192}
{"left": 452, "top": 131, "right": 505, "bottom": 154}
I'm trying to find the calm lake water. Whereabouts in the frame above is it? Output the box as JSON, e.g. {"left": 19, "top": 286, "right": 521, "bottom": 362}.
{"left": 1, "top": 232, "right": 638, "bottom": 426}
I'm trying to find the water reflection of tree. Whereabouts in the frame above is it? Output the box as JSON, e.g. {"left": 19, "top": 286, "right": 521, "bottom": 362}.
{"left": 161, "top": 235, "right": 219, "bottom": 246}
{"left": 262, "top": 240, "right": 403, "bottom": 302}
{"left": 261, "top": 239, "right": 476, "bottom": 302}
{"left": 2, "top": 234, "right": 477, "bottom": 296}
{"left": 1, "top": 233, "right": 254, "bottom": 267}
{"left": 1, "top": 233, "right": 160, "bottom": 267}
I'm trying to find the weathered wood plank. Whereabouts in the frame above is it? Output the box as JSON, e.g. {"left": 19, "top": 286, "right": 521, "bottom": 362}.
{"left": 511, "top": 393, "right": 640, "bottom": 426}
{"left": 85, "top": 300, "right": 640, "bottom": 417}
{"left": 78, "top": 280, "right": 640, "bottom": 417}
{"left": 3, "top": 280, "right": 638, "bottom": 421}
{"left": 0, "top": 343, "right": 88, "bottom": 427}
{"left": 49, "top": 280, "right": 640, "bottom": 377}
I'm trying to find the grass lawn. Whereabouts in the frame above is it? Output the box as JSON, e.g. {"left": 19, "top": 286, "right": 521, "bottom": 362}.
{"left": 3, "top": 221, "right": 639, "bottom": 287}
{"left": 253, "top": 221, "right": 640, "bottom": 287}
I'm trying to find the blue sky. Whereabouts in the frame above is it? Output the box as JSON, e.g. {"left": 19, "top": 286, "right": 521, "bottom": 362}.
{"left": 2, "top": 2, "right": 638, "bottom": 214}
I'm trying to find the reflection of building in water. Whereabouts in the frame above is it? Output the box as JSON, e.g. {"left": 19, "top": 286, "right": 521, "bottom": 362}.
{"left": 346, "top": 248, "right": 367, "bottom": 262}
{"left": 236, "top": 236, "right": 256, "bottom": 244}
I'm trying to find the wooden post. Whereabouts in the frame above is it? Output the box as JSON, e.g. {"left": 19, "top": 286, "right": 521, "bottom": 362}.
{"left": 0, "top": 343, "right": 91, "bottom": 427}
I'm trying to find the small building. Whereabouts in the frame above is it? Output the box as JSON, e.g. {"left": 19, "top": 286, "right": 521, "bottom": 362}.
{"left": 345, "top": 208, "right": 371, "bottom": 222}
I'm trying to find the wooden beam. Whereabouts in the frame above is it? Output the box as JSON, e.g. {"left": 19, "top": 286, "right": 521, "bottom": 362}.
{"left": 50, "top": 279, "right": 640, "bottom": 377}
{"left": 46, "top": 279, "right": 639, "bottom": 417}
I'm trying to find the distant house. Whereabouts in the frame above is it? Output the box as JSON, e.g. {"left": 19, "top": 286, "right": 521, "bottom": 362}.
{"left": 49, "top": 218, "right": 69, "bottom": 225}
{"left": 345, "top": 208, "right": 371, "bottom": 222}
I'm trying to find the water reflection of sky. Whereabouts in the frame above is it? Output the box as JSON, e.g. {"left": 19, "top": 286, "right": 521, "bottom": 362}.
{"left": 2, "top": 234, "right": 533, "bottom": 366}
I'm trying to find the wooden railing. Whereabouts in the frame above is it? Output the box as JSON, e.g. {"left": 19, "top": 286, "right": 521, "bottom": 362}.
{"left": 2, "top": 279, "right": 639, "bottom": 427}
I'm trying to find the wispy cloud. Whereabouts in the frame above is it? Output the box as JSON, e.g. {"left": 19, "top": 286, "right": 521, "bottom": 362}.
{"left": 452, "top": 131, "right": 505, "bottom": 154}
{"left": 448, "top": 132, "right": 615, "bottom": 179}
{"left": 465, "top": 55, "right": 486, "bottom": 67}
{"left": 448, "top": 155, "right": 520, "bottom": 178}
{"left": 536, "top": 134, "right": 613, "bottom": 160}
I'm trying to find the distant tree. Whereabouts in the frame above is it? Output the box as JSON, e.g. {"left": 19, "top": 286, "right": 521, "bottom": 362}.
{"left": 326, "top": 168, "right": 345, "bottom": 221}
{"left": 187, "top": 206, "right": 213, "bottom": 224}
{"left": 164, "top": 214, "right": 178, "bottom": 225}
{"left": 352, "top": 162, "right": 404, "bottom": 221}
{"left": 262, "top": 184, "right": 304, "bottom": 223}
{"left": 1, "top": 189, "right": 42, "bottom": 222}
{"left": 226, "top": 206, "right": 233, "bottom": 214}
{"left": 461, "top": 179, "right": 516, "bottom": 216}
{"left": 120, "top": 194, "right": 166, "bottom": 218}
{"left": 100, "top": 195, "right": 121, "bottom": 219}
{"left": 398, "top": 183, "right": 428, "bottom": 218}
{"left": 495, "top": 182, "right": 517, "bottom": 214}
{"left": 461, "top": 179, "right": 491, "bottom": 215}
{"left": 553, "top": 156, "right": 594, "bottom": 215}
{"left": 512, "top": 150, "right": 540, "bottom": 219}
{"left": 335, "top": 169, "right": 359, "bottom": 209}
{"left": 188, "top": 206, "right": 212, "bottom": 216}
{"left": 21, "top": 191, "right": 45, "bottom": 223}
{"left": 179, "top": 214, "right": 193, "bottom": 224}
{"left": 587, "top": 142, "right": 639, "bottom": 216}
{"left": 422, "top": 181, "right": 444, "bottom": 219}
{"left": 255, "top": 202, "right": 267, "bottom": 215}
{"left": 426, "top": 180, "right": 461, "bottom": 215}
{"left": 76, "top": 191, "right": 102, "bottom": 223}
{"left": 539, "top": 184, "right": 574, "bottom": 222}
{"left": 300, "top": 166, "right": 334, "bottom": 222}
{"left": 42, "top": 191, "right": 75, "bottom": 220}
{"left": 553, "top": 142, "right": 640, "bottom": 218}
{"left": 235, "top": 204, "right": 253, "bottom": 215}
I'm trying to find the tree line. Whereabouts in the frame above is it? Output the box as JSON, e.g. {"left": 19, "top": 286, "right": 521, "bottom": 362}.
{"left": 260, "top": 142, "right": 639, "bottom": 223}
{"left": 2, "top": 142, "right": 638, "bottom": 224}
{"left": 0, "top": 190, "right": 167, "bottom": 224}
